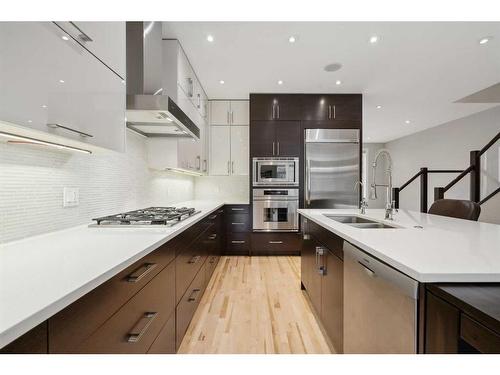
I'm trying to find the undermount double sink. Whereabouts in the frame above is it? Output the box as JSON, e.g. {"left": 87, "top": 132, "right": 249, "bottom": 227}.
{"left": 323, "top": 214, "right": 399, "bottom": 229}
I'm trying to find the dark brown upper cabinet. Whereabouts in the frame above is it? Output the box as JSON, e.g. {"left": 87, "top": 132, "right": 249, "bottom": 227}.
{"left": 301, "top": 94, "right": 362, "bottom": 123}
{"left": 250, "top": 121, "right": 301, "bottom": 157}
{"left": 250, "top": 94, "right": 302, "bottom": 121}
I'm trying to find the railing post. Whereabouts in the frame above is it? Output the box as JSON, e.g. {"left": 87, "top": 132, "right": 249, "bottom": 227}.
{"left": 420, "top": 167, "right": 428, "bottom": 213}
{"left": 470, "top": 150, "right": 481, "bottom": 203}
{"left": 392, "top": 187, "right": 400, "bottom": 209}
{"left": 434, "top": 187, "right": 445, "bottom": 201}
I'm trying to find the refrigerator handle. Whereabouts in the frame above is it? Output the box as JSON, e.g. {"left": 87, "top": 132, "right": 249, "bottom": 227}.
{"left": 306, "top": 159, "right": 311, "bottom": 206}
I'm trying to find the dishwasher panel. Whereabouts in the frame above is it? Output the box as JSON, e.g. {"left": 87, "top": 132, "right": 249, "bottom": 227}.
{"left": 343, "top": 241, "right": 419, "bottom": 353}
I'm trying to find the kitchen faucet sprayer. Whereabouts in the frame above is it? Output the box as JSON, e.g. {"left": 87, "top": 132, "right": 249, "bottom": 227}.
{"left": 370, "top": 149, "right": 396, "bottom": 220}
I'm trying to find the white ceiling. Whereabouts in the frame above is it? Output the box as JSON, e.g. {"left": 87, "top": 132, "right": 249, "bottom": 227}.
{"left": 163, "top": 22, "right": 500, "bottom": 143}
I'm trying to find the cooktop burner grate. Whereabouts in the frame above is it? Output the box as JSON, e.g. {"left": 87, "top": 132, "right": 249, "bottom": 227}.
{"left": 90, "top": 207, "right": 200, "bottom": 227}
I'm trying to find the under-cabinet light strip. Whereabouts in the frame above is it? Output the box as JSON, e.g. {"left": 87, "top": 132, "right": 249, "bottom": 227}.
{"left": 0, "top": 131, "right": 92, "bottom": 154}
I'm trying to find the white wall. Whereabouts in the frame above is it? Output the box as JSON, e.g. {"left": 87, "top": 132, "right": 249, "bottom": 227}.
{"left": 385, "top": 106, "right": 500, "bottom": 224}
{"left": 0, "top": 130, "right": 194, "bottom": 243}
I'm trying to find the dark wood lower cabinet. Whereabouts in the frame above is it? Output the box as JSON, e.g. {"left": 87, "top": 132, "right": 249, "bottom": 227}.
{"left": 176, "top": 262, "right": 208, "bottom": 350}
{"left": 251, "top": 232, "right": 301, "bottom": 255}
{"left": 301, "top": 216, "right": 344, "bottom": 353}
{"left": 0, "top": 322, "right": 48, "bottom": 354}
{"left": 147, "top": 312, "right": 176, "bottom": 354}
{"left": 425, "top": 291, "right": 460, "bottom": 353}
{"left": 76, "top": 261, "right": 176, "bottom": 354}
{"left": 322, "top": 250, "right": 343, "bottom": 353}
{"left": 225, "top": 205, "right": 251, "bottom": 255}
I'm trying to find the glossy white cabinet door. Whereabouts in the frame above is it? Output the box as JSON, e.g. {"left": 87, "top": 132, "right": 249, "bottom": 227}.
{"left": 0, "top": 22, "right": 125, "bottom": 153}
{"left": 230, "top": 126, "right": 249, "bottom": 176}
{"left": 230, "top": 101, "right": 249, "bottom": 125}
{"left": 210, "top": 101, "right": 231, "bottom": 126}
{"left": 177, "top": 45, "right": 195, "bottom": 101}
{"left": 54, "top": 22, "right": 125, "bottom": 79}
{"left": 210, "top": 126, "right": 231, "bottom": 175}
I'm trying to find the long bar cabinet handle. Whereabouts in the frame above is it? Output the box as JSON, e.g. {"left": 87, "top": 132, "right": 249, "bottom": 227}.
{"left": 127, "top": 312, "right": 158, "bottom": 343}
{"left": 126, "top": 263, "right": 157, "bottom": 283}
{"left": 47, "top": 123, "right": 93, "bottom": 138}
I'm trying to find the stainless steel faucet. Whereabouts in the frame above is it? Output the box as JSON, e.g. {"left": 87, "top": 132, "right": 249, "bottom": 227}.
{"left": 354, "top": 181, "right": 368, "bottom": 214}
{"left": 369, "top": 149, "right": 396, "bottom": 220}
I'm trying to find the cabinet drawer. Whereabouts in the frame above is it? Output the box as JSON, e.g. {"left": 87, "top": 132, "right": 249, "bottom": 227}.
{"left": 206, "top": 255, "right": 220, "bottom": 282}
{"left": 225, "top": 204, "right": 250, "bottom": 215}
{"left": 176, "top": 263, "right": 207, "bottom": 350}
{"left": 461, "top": 314, "right": 500, "bottom": 353}
{"left": 49, "top": 240, "right": 176, "bottom": 353}
{"left": 0, "top": 322, "right": 48, "bottom": 354}
{"left": 251, "top": 233, "right": 301, "bottom": 255}
{"left": 226, "top": 213, "right": 251, "bottom": 232}
{"left": 147, "top": 312, "right": 175, "bottom": 354}
{"left": 76, "top": 261, "right": 176, "bottom": 354}
{"left": 226, "top": 233, "right": 250, "bottom": 255}
{"left": 175, "top": 225, "right": 212, "bottom": 304}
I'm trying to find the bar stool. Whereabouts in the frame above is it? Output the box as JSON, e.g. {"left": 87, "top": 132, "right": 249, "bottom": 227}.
{"left": 428, "top": 199, "right": 481, "bottom": 221}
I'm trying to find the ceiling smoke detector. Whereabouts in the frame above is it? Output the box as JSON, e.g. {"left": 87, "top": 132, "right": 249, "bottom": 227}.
{"left": 324, "top": 63, "right": 342, "bottom": 72}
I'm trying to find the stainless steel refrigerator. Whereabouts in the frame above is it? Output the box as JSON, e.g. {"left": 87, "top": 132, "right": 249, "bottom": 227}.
{"left": 304, "top": 129, "right": 360, "bottom": 208}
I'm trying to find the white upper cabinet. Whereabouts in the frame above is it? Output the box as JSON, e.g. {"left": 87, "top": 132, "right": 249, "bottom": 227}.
{"left": 210, "top": 101, "right": 249, "bottom": 126}
{"left": 0, "top": 22, "right": 126, "bottom": 153}
{"left": 229, "top": 101, "right": 250, "bottom": 125}
{"left": 210, "top": 126, "right": 231, "bottom": 175}
{"left": 210, "top": 101, "right": 231, "bottom": 125}
{"left": 54, "top": 22, "right": 126, "bottom": 79}
{"left": 230, "top": 126, "right": 249, "bottom": 175}
{"left": 208, "top": 100, "right": 249, "bottom": 176}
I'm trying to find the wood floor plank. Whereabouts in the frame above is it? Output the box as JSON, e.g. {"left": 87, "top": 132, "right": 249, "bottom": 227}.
{"left": 178, "top": 256, "right": 332, "bottom": 354}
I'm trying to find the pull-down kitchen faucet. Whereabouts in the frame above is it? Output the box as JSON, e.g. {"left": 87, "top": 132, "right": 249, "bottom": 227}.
{"left": 369, "top": 149, "right": 396, "bottom": 220}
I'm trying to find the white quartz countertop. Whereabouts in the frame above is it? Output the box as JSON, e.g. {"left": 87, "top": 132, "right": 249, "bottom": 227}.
{"left": 0, "top": 200, "right": 227, "bottom": 348}
{"left": 298, "top": 208, "right": 500, "bottom": 284}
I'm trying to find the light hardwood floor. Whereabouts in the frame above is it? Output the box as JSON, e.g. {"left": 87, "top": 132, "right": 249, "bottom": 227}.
{"left": 178, "top": 256, "right": 332, "bottom": 354}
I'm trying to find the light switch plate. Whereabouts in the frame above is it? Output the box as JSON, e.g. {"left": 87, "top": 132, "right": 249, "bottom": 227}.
{"left": 63, "top": 187, "right": 79, "bottom": 207}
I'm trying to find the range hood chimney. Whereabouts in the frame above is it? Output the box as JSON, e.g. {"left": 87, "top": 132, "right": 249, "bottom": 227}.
{"left": 125, "top": 22, "right": 200, "bottom": 139}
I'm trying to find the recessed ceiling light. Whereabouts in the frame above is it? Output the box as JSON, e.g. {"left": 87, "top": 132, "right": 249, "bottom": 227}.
{"left": 405, "top": 120, "right": 411, "bottom": 124}
{"left": 41, "top": 105, "right": 47, "bottom": 109}
{"left": 335, "top": 80, "right": 342, "bottom": 85}
{"left": 288, "top": 35, "right": 297, "bottom": 43}
{"left": 207, "top": 35, "right": 214, "bottom": 43}
{"left": 367, "top": 137, "right": 371, "bottom": 140}
{"left": 369, "top": 35, "right": 379, "bottom": 44}
{"left": 277, "top": 80, "right": 283, "bottom": 85}
{"left": 28, "top": 120, "right": 32, "bottom": 123}
{"left": 121, "top": 80, "right": 125, "bottom": 84}
{"left": 61, "top": 35, "right": 69, "bottom": 41}
{"left": 376, "top": 105, "right": 382, "bottom": 109}
{"left": 219, "top": 80, "right": 225, "bottom": 85}
{"left": 479, "top": 36, "right": 492, "bottom": 45}
{"left": 59, "top": 79, "right": 65, "bottom": 83}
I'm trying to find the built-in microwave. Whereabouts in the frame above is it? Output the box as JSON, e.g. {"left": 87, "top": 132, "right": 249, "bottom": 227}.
{"left": 252, "top": 157, "right": 299, "bottom": 186}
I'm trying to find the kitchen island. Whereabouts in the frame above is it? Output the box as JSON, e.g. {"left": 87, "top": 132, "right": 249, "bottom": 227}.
{"left": 298, "top": 208, "right": 500, "bottom": 354}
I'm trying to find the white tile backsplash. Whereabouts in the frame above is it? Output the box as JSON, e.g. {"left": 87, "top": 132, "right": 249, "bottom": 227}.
{"left": 194, "top": 175, "right": 249, "bottom": 203}
{"left": 0, "top": 130, "right": 194, "bottom": 243}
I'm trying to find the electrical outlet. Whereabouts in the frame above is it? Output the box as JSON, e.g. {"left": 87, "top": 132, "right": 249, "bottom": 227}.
{"left": 63, "top": 187, "right": 79, "bottom": 207}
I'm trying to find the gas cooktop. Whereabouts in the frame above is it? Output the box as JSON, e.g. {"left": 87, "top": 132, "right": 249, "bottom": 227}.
{"left": 89, "top": 207, "right": 201, "bottom": 227}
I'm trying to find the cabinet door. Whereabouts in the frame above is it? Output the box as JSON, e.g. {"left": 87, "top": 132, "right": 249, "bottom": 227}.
{"left": 54, "top": 22, "right": 125, "bottom": 78}
{"left": 425, "top": 291, "right": 460, "bottom": 353}
{"left": 230, "top": 126, "right": 249, "bottom": 175}
{"left": 301, "top": 232, "right": 322, "bottom": 315}
{"left": 275, "top": 121, "right": 301, "bottom": 156}
{"left": 322, "top": 250, "right": 344, "bottom": 353}
{"left": 250, "top": 94, "right": 301, "bottom": 121}
{"left": 230, "top": 100, "right": 249, "bottom": 125}
{"left": 329, "top": 94, "right": 362, "bottom": 122}
{"left": 210, "top": 101, "right": 231, "bottom": 125}
{"left": 210, "top": 126, "right": 231, "bottom": 175}
{"left": 0, "top": 22, "right": 125, "bottom": 153}
{"left": 177, "top": 46, "right": 195, "bottom": 100}
{"left": 301, "top": 94, "right": 330, "bottom": 121}
{"left": 249, "top": 121, "right": 275, "bottom": 157}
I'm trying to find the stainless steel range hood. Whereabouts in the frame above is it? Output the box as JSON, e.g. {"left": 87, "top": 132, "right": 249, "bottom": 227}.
{"left": 125, "top": 22, "right": 200, "bottom": 139}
